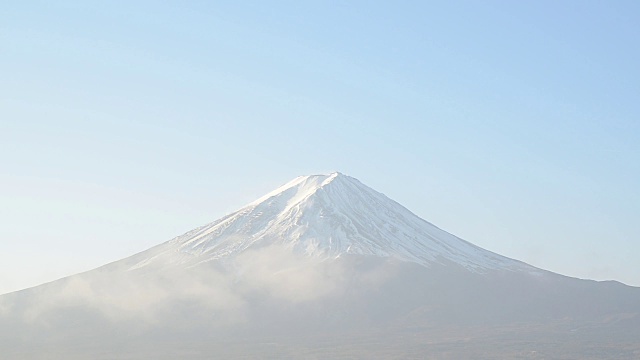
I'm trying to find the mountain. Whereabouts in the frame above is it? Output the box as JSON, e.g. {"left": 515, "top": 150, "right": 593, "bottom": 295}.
{"left": 1, "top": 172, "right": 639, "bottom": 359}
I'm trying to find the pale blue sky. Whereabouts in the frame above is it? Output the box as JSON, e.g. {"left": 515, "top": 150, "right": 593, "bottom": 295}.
{"left": 2, "top": 1, "right": 639, "bottom": 293}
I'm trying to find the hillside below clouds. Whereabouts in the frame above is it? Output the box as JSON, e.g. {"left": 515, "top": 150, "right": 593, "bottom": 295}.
{"left": 1, "top": 172, "right": 640, "bottom": 359}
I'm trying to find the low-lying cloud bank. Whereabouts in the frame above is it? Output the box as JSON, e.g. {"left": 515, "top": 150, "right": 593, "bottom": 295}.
{"left": 0, "top": 245, "right": 396, "bottom": 328}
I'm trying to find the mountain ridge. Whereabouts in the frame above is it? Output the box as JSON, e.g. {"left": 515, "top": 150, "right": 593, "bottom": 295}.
{"left": 3, "top": 172, "right": 640, "bottom": 359}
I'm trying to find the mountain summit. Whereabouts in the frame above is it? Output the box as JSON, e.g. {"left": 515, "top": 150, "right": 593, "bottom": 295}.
{"left": 131, "top": 172, "right": 537, "bottom": 273}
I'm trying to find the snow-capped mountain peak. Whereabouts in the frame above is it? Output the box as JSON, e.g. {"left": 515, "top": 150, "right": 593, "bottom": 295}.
{"left": 132, "top": 172, "right": 538, "bottom": 273}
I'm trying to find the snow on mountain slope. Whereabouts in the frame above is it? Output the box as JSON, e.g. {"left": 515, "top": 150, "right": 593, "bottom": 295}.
{"left": 130, "top": 172, "right": 539, "bottom": 273}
